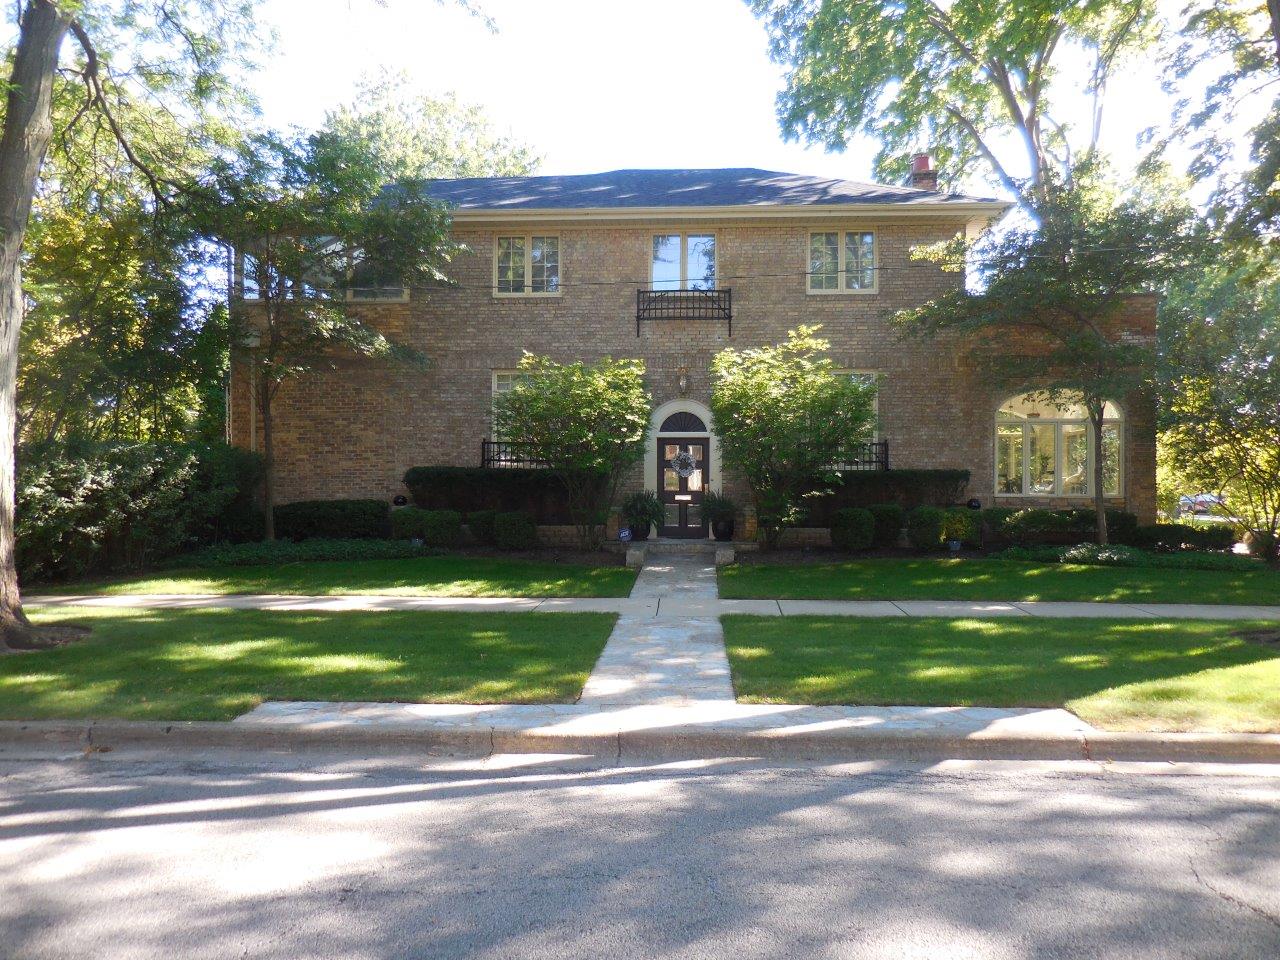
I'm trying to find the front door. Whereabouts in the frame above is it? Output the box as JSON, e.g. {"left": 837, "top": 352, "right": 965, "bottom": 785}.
{"left": 658, "top": 437, "right": 708, "bottom": 538}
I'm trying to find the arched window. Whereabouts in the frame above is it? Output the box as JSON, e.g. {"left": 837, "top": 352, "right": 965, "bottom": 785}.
{"left": 995, "top": 393, "right": 1122, "bottom": 497}
{"left": 660, "top": 411, "right": 707, "bottom": 433}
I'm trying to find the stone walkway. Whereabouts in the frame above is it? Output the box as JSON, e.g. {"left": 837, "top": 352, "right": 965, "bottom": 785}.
{"left": 29, "top": 593, "right": 1280, "bottom": 620}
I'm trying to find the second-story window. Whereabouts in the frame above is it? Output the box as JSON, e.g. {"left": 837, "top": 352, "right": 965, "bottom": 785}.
{"left": 651, "top": 233, "right": 716, "bottom": 290}
{"left": 495, "top": 235, "right": 560, "bottom": 295}
{"left": 808, "top": 230, "right": 876, "bottom": 293}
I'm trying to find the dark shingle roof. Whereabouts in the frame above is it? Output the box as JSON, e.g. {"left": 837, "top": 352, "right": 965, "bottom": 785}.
{"left": 421, "top": 168, "right": 999, "bottom": 210}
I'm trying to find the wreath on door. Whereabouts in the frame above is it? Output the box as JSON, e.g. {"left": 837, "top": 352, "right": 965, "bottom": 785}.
{"left": 670, "top": 449, "right": 698, "bottom": 478}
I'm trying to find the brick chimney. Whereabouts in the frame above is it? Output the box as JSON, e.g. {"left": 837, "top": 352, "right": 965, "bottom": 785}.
{"left": 910, "top": 153, "right": 938, "bottom": 191}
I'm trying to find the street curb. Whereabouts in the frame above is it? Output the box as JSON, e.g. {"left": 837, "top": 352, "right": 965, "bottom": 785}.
{"left": 4, "top": 719, "right": 1280, "bottom": 764}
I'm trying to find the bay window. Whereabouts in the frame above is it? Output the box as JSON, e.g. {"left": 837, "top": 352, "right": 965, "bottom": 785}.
{"left": 995, "top": 393, "right": 1122, "bottom": 497}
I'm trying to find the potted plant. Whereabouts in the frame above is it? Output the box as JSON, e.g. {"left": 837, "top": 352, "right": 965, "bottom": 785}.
{"left": 702, "top": 490, "right": 737, "bottom": 542}
{"left": 621, "top": 490, "right": 664, "bottom": 541}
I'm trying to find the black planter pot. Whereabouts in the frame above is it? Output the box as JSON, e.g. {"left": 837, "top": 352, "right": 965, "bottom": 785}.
{"left": 628, "top": 523, "right": 652, "bottom": 542}
{"left": 711, "top": 518, "right": 735, "bottom": 542}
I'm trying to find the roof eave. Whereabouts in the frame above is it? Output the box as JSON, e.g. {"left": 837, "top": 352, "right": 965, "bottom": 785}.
{"left": 446, "top": 200, "right": 1013, "bottom": 224}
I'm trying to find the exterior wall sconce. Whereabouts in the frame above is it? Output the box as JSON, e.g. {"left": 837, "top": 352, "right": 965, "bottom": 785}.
{"left": 677, "top": 367, "right": 689, "bottom": 396}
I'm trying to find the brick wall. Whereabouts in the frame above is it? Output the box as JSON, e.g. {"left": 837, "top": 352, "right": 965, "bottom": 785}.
{"left": 229, "top": 218, "right": 1158, "bottom": 522}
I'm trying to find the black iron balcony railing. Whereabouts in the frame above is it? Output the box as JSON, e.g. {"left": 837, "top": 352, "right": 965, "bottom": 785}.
{"left": 830, "top": 440, "right": 890, "bottom": 471}
{"left": 481, "top": 440, "right": 546, "bottom": 469}
{"left": 636, "top": 288, "right": 732, "bottom": 336}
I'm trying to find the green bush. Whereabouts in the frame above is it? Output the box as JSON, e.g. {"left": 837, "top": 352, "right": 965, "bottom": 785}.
{"left": 980, "top": 507, "right": 1020, "bottom": 541}
{"left": 16, "top": 441, "right": 264, "bottom": 582}
{"left": 804, "top": 469, "right": 971, "bottom": 526}
{"left": 701, "top": 490, "right": 737, "bottom": 523}
{"left": 494, "top": 511, "right": 539, "bottom": 550}
{"left": 1000, "top": 507, "right": 1139, "bottom": 546}
{"left": 390, "top": 508, "right": 462, "bottom": 547}
{"left": 621, "top": 490, "right": 665, "bottom": 531}
{"left": 274, "top": 498, "right": 390, "bottom": 541}
{"left": 166, "top": 538, "right": 432, "bottom": 568}
{"left": 866, "top": 503, "right": 905, "bottom": 548}
{"left": 906, "top": 506, "right": 947, "bottom": 551}
{"left": 830, "top": 507, "right": 875, "bottom": 551}
{"left": 467, "top": 509, "right": 498, "bottom": 546}
{"left": 1133, "top": 522, "right": 1238, "bottom": 553}
{"left": 996, "top": 543, "right": 1263, "bottom": 572}
{"left": 941, "top": 508, "right": 980, "bottom": 546}
{"left": 403, "top": 466, "right": 605, "bottom": 525}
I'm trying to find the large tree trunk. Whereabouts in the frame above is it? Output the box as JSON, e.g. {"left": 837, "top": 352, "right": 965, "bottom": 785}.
{"left": 259, "top": 376, "right": 276, "bottom": 541}
{"left": 0, "top": 2, "right": 74, "bottom": 650}
{"left": 1090, "top": 404, "right": 1109, "bottom": 546}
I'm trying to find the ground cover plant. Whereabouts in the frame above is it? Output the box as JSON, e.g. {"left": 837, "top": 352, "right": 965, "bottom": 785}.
{"left": 8, "top": 606, "right": 617, "bottom": 720}
{"left": 723, "top": 615, "right": 1280, "bottom": 732}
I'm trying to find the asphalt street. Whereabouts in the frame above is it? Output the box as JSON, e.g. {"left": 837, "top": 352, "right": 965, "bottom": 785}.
{"left": 2, "top": 748, "right": 1278, "bottom": 959}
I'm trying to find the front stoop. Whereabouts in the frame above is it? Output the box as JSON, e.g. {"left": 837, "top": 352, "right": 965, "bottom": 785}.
{"left": 626, "top": 539, "right": 745, "bottom": 567}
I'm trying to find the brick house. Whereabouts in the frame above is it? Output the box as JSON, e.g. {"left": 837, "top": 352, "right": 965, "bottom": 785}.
{"left": 228, "top": 164, "right": 1157, "bottom": 540}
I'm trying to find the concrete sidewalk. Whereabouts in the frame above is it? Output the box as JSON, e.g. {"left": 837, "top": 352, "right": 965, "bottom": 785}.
{"left": 28, "top": 592, "right": 1280, "bottom": 620}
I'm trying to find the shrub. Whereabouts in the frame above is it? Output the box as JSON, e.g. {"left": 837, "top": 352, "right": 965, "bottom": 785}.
{"left": 701, "top": 490, "right": 737, "bottom": 523}
{"left": 1000, "top": 507, "right": 1139, "bottom": 546}
{"left": 273, "top": 498, "right": 390, "bottom": 541}
{"left": 906, "top": 506, "right": 947, "bottom": 551}
{"left": 166, "top": 538, "right": 432, "bottom": 568}
{"left": 996, "top": 543, "right": 1263, "bottom": 572}
{"left": 803, "top": 470, "right": 972, "bottom": 527}
{"left": 1133, "top": 522, "right": 1238, "bottom": 553}
{"left": 980, "top": 507, "right": 1020, "bottom": 541}
{"left": 493, "top": 511, "right": 539, "bottom": 550}
{"left": 403, "top": 466, "right": 603, "bottom": 525}
{"left": 866, "top": 503, "right": 905, "bottom": 548}
{"left": 830, "top": 507, "right": 875, "bottom": 551}
{"left": 391, "top": 508, "right": 462, "bottom": 547}
{"left": 467, "top": 509, "right": 498, "bottom": 546}
{"left": 621, "top": 490, "right": 665, "bottom": 532}
{"left": 941, "top": 509, "right": 980, "bottom": 546}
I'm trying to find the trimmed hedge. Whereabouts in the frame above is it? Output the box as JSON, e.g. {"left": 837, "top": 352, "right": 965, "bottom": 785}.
{"left": 802, "top": 469, "right": 972, "bottom": 526}
{"left": 494, "top": 511, "right": 539, "bottom": 550}
{"left": 941, "top": 508, "right": 980, "bottom": 546}
{"left": 998, "top": 508, "right": 1139, "bottom": 546}
{"left": 830, "top": 508, "right": 875, "bottom": 552}
{"left": 906, "top": 506, "right": 947, "bottom": 551}
{"left": 390, "top": 508, "right": 463, "bottom": 547}
{"left": 996, "top": 543, "right": 1263, "bottom": 573}
{"left": 274, "top": 498, "right": 390, "bottom": 541}
{"left": 1132, "top": 522, "right": 1237, "bottom": 553}
{"left": 467, "top": 510, "right": 498, "bottom": 546}
{"left": 403, "top": 466, "right": 604, "bottom": 525}
{"left": 164, "top": 538, "right": 432, "bottom": 568}
{"left": 867, "top": 503, "right": 905, "bottom": 548}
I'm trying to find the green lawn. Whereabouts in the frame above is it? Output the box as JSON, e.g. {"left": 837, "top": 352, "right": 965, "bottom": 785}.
{"left": 719, "top": 557, "right": 1280, "bottom": 605}
{"left": 3, "top": 605, "right": 617, "bottom": 721}
{"left": 39, "top": 555, "right": 637, "bottom": 599}
{"left": 722, "top": 615, "right": 1280, "bottom": 732}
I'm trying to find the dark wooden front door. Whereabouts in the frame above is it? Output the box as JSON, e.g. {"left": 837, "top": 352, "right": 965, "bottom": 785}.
{"left": 658, "top": 437, "right": 708, "bottom": 538}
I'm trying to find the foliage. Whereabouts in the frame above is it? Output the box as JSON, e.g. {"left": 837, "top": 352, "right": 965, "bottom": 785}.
{"left": 710, "top": 326, "right": 878, "bottom": 549}
{"left": 493, "top": 511, "right": 539, "bottom": 551}
{"left": 167, "top": 538, "right": 434, "bottom": 568}
{"left": 403, "top": 466, "right": 599, "bottom": 524}
{"left": 830, "top": 507, "right": 875, "bottom": 551}
{"left": 467, "top": 510, "right": 499, "bottom": 546}
{"left": 390, "top": 508, "right": 462, "bottom": 547}
{"left": 320, "top": 72, "right": 540, "bottom": 182}
{"left": 273, "top": 499, "right": 390, "bottom": 541}
{"left": 1131, "top": 523, "right": 1238, "bottom": 553}
{"left": 750, "top": 0, "right": 1160, "bottom": 205}
{"left": 1160, "top": 254, "right": 1280, "bottom": 564}
{"left": 701, "top": 490, "right": 738, "bottom": 523}
{"left": 906, "top": 506, "right": 947, "bottom": 551}
{"left": 941, "top": 508, "right": 980, "bottom": 545}
{"left": 897, "top": 172, "right": 1203, "bottom": 543}
{"left": 867, "top": 503, "right": 905, "bottom": 548}
{"left": 16, "top": 441, "right": 260, "bottom": 582}
{"left": 621, "top": 490, "right": 665, "bottom": 531}
{"left": 997, "top": 543, "right": 1262, "bottom": 572}
{"left": 492, "top": 355, "right": 651, "bottom": 549}
{"left": 997, "top": 507, "right": 1139, "bottom": 545}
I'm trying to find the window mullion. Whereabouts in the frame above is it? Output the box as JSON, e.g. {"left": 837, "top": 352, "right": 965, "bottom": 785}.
{"left": 1022, "top": 425, "right": 1031, "bottom": 496}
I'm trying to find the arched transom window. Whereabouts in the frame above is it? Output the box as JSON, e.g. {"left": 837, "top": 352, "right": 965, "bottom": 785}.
{"left": 995, "top": 393, "right": 1123, "bottom": 497}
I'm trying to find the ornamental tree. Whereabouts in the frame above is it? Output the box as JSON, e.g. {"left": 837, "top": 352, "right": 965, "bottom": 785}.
{"left": 492, "top": 355, "right": 651, "bottom": 550}
{"left": 710, "top": 326, "right": 878, "bottom": 550}
{"left": 1160, "top": 254, "right": 1280, "bottom": 564}
{"left": 191, "top": 131, "right": 454, "bottom": 540}
{"left": 896, "top": 173, "right": 1203, "bottom": 544}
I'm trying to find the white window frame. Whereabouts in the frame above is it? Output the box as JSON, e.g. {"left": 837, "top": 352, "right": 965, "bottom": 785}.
{"left": 806, "top": 229, "right": 878, "bottom": 295}
{"left": 994, "top": 396, "right": 1124, "bottom": 498}
{"left": 649, "top": 231, "right": 718, "bottom": 291}
{"left": 493, "top": 234, "right": 561, "bottom": 298}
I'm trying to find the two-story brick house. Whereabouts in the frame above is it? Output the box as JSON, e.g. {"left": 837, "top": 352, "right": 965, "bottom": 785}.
{"left": 228, "top": 164, "right": 1157, "bottom": 539}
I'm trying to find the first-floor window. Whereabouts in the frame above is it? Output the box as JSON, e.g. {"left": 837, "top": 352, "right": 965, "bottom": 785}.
{"left": 496, "top": 235, "right": 560, "bottom": 294}
{"left": 995, "top": 392, "right": 1122, "bottom": 497}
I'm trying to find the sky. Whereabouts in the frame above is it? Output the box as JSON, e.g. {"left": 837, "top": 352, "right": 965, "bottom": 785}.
{"left": 250, "top": 0, "right": 1185, "bottom": 195}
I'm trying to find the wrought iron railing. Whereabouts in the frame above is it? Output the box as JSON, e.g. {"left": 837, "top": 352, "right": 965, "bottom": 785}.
{"left": 481, "top": 440, "right": 546, "bottom": 469}
{"left": 636, "top": 288, "right": 732, "bottom": 336}
{"left": 830, "top": 440, "right": 890, "bottom": 471}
